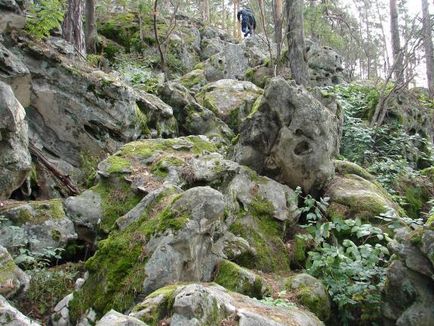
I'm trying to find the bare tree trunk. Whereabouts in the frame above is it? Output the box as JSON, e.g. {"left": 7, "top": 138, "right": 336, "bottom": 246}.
{"left": 389, "top": 0, "right": 404, "bottom": 85}
{"left": 273, "top": 0, "right": 283, "bottom": 62}
{"left": 222, "top": 0, "right": 226, "bottom": 30}
{"left": 153, "top": 0, "right": 166, "bottom": 73}
{"left": 285, "top": 0, "right": 309, "bottom": 86}
{"left": 374, "top": 0, "right": 390, "bottom": 74}
{"left": 63, "top": 0, "right": 86, "bottom": 57}
{"left": 422, "top": 0, "right": 434, "bottom": 96}
{"left": 85, "top": 0, "right": 97, "bottom": 54}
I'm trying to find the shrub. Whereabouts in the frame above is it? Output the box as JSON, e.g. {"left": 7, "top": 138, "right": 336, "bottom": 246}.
{"left": 26, "top": 0, "right": 64, "bottom": 40}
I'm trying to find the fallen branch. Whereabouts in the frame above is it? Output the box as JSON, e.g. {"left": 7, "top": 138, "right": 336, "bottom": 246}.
{"left": 29, "top": 143, "right": 80, "bottom": 196}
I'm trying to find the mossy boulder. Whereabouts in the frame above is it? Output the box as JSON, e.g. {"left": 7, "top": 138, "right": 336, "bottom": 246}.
{"left": 131, "top": 283, "right": 324, "bottom": 326}
{"left": 68, "top": 186, "right": 225, "bottom": 321}
{"left": 178, "top": 69, "right": 207, "bottom": 92}
{"left": 196, "top": 79, "right": 263, "bottom": 132}
{"left": 213, "top": 260, "right": 268, "bottom": 299}
{"left": 0, "top": 245, "right": 29, "bottom": 299}
{"left": 325, "top": 173, "right": 403, "bottom": 222}
{"left": 285, "top": 273, "right": 331, "bottom": 321}
{"left": 421, "top": 166, "right": 434, "bottom": 183}
{"left": 0, "top": 199, "right": 77, "bottom": 256}
{"left": 158, "top": 81, "right": 233, "bottom": 142}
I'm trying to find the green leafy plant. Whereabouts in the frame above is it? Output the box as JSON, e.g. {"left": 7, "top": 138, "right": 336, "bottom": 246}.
{"left": 26, "top": 0, "right": 65, "bottom": 40}
{"left": 258, "top": 291, "right": 296, "bottom": 308}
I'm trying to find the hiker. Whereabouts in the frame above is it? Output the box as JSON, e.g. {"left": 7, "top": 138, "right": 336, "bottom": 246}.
{"left": 237, "top": 8, "right": 256, "bottom": 38}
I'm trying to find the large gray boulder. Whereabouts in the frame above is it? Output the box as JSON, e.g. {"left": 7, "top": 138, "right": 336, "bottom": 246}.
{"left": 131, "top": 283, "right": 324, "bottom": 326}
{"left": 233, "top": 77, "right": 340, "bottom": 194}
{"left": 96, "top": 310, "right": 147, "bottom": 326}
{"left": 0, "top": 81, "right": 31, "bottom": 199}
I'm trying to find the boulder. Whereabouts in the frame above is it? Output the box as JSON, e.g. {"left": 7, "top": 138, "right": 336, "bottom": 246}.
{"left": 0, "top": 245, "right": 29, "bottom": 299}
{"left": 96, "top": 310, "right": 147, "bottom": 326}
{"left": 0, "top": 295, "right": 41, "bottom": 326}
{"left": 325, "top": 162, "right": 403, "bottom": 222}
{"left": 285, "top": 273, "right": 331, "bottom": 321}
{"left": 196, "top": 79, "right": 263, "bottom": 131}
{"left": 158, "top": 81, "right": 233, "bottom": 142}
{"left": 306, "top": 41, "right": 344, "bottom": 87}
{"left": 0, "top": 81, "right": 31, "bottom": 199}
{"left": 213, "top": 260, "right": 269, "bottom": 299}
{"left": 130, "top": 283, "right": 324, "bottom": 326}
{"left": 0, "top": 199, "right": 77, "bottom": 257}
{"left": 233, "top": 77, "right": 340, "bottom": 194}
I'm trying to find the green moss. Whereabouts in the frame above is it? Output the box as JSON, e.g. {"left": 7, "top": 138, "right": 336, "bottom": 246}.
{"left": 105, "top": 155, "right": 131, "bottom": 174}
{"left": 91, "top": 179, "right": 142, "bottom": 234}
{"left": 421, "top": 167, "right": 434, "bottom": 182}
{"left": 0, "top": 259, "right": 17, "bottom": 285}
{"left": 214, "top": 260, "right": 264, "bottom": 299}
{"left": 135, "top": 105, "right": 151, "bottom": 136}
{"left": 247, "top": 95, "right": 263, "bottom": 119}
{"left": 151, "top": 157, "right": 184, "bottom": 179}
{"left": 293, "top": 234, "right": 308, "bottom": 264}
{"left": 286, "top": 279, "right": 329, "bottom": 321}
{"left": 179, "top": 69, "right": 206, "bottom": 89}
{"left": 14, "top": 199, "right": 66, "bottom": 225}
{"left": 51, "top": 229, "right": 61, "bottom": 241}
{"left": 229, "top": 199, "right": 290, "bottom": 273}
{"left": 403, "top": 185, "right": 428, "bottom": 220}
{"left": 334, "top": 160, "right": 376, "bottom": 182}
{"left": 426, "top": 214, "right": 434, "bottom": 230}
{"left": 132, "top": 284, "right": 179, "bottom": 325}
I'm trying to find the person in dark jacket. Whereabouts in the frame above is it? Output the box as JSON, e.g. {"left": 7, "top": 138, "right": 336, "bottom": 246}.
{"left": 237, "top": 8, "right": 256, "bottom": 38}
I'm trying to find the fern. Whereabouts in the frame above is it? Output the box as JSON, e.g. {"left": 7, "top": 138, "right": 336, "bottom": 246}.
{"left": 26, "top": 0, "right": 65, "bottom": 40}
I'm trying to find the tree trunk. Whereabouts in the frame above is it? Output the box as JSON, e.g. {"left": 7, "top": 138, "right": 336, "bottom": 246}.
{"left": 63, "top": 0, "right": 86, "bottom": 57}
{"left": 273, "top": 0, "right": 283, "bottom": 61}
{"left": 422, "top": 0, "right": 434, "bottom": 96}
{"left": 285, "top": 0, "right": 309, "bottom": 86}
{"left": 85, "top": 0, "right": 97, "bottom": 54}
{"left": 389, "top": 0, "right": 404, "bottom": 85}
{"left": 222, "top": 0, "right": 226, "bottom": 30}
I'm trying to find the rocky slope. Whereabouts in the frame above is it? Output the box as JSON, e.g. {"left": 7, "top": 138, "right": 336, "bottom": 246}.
{"left": 1, "top": 2, "right": 434, "bottom": 326}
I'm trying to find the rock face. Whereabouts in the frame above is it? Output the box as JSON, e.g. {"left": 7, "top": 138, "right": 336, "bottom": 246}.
{"left": 0, "top": 81, "right": 31, "bottom": 199}
{"left": 4, "top": 35, "right": 177, "bottom": 171}
{"left": 0, "top": 43, "right": 31, "bottom": 107}
{"left": 234, "top": 77, "right": 340, "bottom": 194}
{"left": 0, "top": 0, "right": 26, "bottom": 33}
{"left": 0, "top": 245, "right": 29, "bottom": 299}
{"left": 0, "top": 294, "right": 41, "bottom": 326}
{"left": 382, "top": 226, "right": 434, "bottom": 326}
{"left": 131, "top": 283, "right": 324, "bottom": 326}
{"left": 0, "top": 199, "right": 77, "bottom": 257}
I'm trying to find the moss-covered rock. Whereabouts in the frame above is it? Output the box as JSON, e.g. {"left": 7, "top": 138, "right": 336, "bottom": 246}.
{"left": 213, "top": 260, "right": 267, "bottom": 299}
{"left": 0, "top": 199, "right": 77, "bottom": 256}
{"left": 0, "top": 245, "right": 29, "bottom": 299}
{"left": 334, "top": 160, "right": 376, "bottom": 182}
{"left": 394, "top": 174, "right": 433, "bottom": 220}
{"left": 285, "top": 273, "right": 331, "bottom": 321}
{"left": 196, "top": 79, "right": 263, "bottom": 132}
{"left": 229, "top": 199, "right": 291, "bottom": 273}
{"left": 178, "top": 69, "right": 207, "bottom": 91}
{"left": 325, "top": 173, "right": 403, "bottom": 222}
